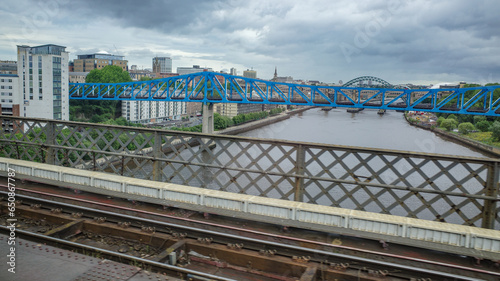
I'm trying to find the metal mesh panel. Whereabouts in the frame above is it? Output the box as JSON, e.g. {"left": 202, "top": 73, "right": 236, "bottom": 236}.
{"left": 0, "top": 116, "right": 498, "bottom": 229}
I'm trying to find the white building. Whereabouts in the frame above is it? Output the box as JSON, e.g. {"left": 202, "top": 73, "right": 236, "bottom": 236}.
{"left": 0, "top": 74, "right": 20, "bottom": 116}
{"left": 152, "top": 57, "right": 172, "bottom": 74}
{"left": 122, "top": 98, "right": 186, "bottom": 124}
{"left": 17, "top": 44, "right": 69, "bottom": 120}
{"left": 69, "top": 72, "right": 88, "bottom": 83}
{"left": 177, "top": 65, "right": 213, "bottom": 75}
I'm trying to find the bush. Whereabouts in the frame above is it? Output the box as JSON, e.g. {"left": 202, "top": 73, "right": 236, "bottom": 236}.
{"left": 447, "top": 114, "right": 457, "bottom": 120}
{"left": 214, "top": 113, "right": 234, "bottom": 131}
{"left": 475, "top": 120, "right": 490, "bottom": 132}
{"left": 457, "top": 122, "right": 475, "bottom": 135}
{"left": 269, "top": 107, "right": 285, "bottom": 115}
{"left": 473, "top": 115, "right": 487, "bottom": 124}
{"left": 436, "top": 116, "right": 445, "bottom": 126}
{"left": 441, "top": 119, "right": 457, "bottom": 131}
{"left": 490, "top": 121, "right": 500, "bottom": 141}
{"left": 232, "top": 111, "right": 269, "bottom": 125}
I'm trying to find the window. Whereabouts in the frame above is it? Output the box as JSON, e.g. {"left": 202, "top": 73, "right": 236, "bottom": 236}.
{"left": 0, "top": 79, "right": 3, "bottom": 82}
{"left": 8, "top": 79, "right": 12, "bottom": 82}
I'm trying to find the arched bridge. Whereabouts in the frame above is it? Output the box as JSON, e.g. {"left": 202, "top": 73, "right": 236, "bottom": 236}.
{"left": 342, "top": 76, "right": 393, "bottom": 88}
{"left": 69, "top": 71, "right": 500, "bottom": 116}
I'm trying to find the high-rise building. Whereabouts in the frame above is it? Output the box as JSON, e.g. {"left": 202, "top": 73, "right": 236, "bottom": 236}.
{"left": 73, "top": 51, "right": 127, "bottom": 72}
{"left": 152, "top": 57, "right": 172, "bottom": 74}
{"left": 17, "top": 44, "right": 69, "bottom": 120}
{"left": 230, "top": 67, "right": 237, "bottom": 76}
{"left": 243, "top": 69, "right": 257, "bottom": 79}
{"left": 177, "top": 65, "right": 213, "bottom": 75}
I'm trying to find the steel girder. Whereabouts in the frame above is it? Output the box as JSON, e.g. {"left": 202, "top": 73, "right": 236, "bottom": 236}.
{"left": 69, "top": 72, "right": 500, "bottom": 116}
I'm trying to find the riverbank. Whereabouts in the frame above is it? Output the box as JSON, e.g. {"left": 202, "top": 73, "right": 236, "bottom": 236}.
{"left": 404, "top": 113, "right": 500, "bottom": 158}
{"left": 216, "top": 106, "right": 312, "bottom": 135}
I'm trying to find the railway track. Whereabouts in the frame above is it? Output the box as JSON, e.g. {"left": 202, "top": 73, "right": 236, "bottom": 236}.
{"left": 2, "top": 180, "right": 500, "bottom": 280}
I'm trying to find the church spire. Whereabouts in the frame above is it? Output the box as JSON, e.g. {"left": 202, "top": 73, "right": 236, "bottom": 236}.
{"left": 273, "top": 66, "right": 278, "bottom": 81}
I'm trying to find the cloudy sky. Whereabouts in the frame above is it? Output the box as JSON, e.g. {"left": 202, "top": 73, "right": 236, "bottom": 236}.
{"left": 1, "top": 0, "right": 499, "bottom": 85}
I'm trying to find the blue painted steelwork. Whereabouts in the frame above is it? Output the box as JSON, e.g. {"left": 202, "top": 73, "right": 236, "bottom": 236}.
{"left": 69, "top": 71, "right": 500, "bottom": 116}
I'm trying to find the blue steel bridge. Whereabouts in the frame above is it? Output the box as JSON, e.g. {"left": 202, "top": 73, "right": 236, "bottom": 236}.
{"left": 69, "top": 71, "right": 500, "bottom": 116}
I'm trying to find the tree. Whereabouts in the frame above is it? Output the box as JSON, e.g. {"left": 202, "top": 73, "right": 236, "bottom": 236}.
{"left": 475, "top": 120, "right": 490, "bottom": 132}
{"left": 473, "top": 115, "right": 487, "bottom": 124}
{"left": 457, "top": 122, "right": 475, "bottom": 135}
{"left": 140, "top": 76, "right": 152, "bottom": 81}
{"left": 446, "top": 114, "right": 457, "bottom": 120}
{"left": 214, "top": 113, "right": 229, "bottom": 130}
{"left": 491, "top": 121, "right": 500, "bottom": 141}
{"left": 436, "top": 116, "right": 445, "bottom": 127}
{"left": 441, "top": 119, "right": 457, "bottom": 131}
{"left": 71, "top": 65, "right": 133, "bottom": 122}
{"left": 86, "top": 65, "right": 133, "bottom": 84}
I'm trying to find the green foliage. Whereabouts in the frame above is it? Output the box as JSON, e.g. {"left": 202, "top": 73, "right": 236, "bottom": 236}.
{"left": 213, "top": 113, "right": 234, "bottom": 130}
{"left": 140, "top": 76, "right": 152, "bottom": 81}
{"left": 457, "top": 122, "right": 475, "bottom": 135}
{"left": 436, "top": 116, "right": 445, "bottom": 126}
{"left": 475, "top": 120, "right": 490, "bottom": 132}
{"left": 446, "top": 114, "right": 457, "bottom": 120}
{"left": 71, "top": 65, "right": 133, "bottom": 123}
{"left": 473, "top": 115, "right": 487, "bottom": 124}
{"left": 490, "top": 121, "right": 500, "bottom": 141}
{"left": 269, "top": 107, "right": 285, "bottom": 115}
{"left": 86, "top": 65, "right": 133, "bottom": 84}
{"left": 441, "top": 119, "right": 458, "bottom": 131}
{"left": 232, "top": 111, "right": 269, "bottom": 125}
{"left": 170, "top": 125, "right": 202, "bottom": 132}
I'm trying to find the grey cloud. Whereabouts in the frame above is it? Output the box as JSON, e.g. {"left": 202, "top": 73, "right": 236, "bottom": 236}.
{"left": 1, "top": 0, "right": 499, "bottom": 84}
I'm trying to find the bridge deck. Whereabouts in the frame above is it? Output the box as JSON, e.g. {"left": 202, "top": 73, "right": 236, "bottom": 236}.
{"left": 2, "top": 157, "right": 499, "bottom": 261}
{"left": 69, "top": 71, "right": 500, "bottom": 116}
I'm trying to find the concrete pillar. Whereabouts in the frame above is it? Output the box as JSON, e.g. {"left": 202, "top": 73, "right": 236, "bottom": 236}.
{"left": 202, "top": 103, "right": 214, "bottom": 134}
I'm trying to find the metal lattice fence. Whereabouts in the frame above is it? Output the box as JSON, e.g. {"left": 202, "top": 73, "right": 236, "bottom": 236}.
{"left": 0, "top": 116, "right": 498, "bottom": 229}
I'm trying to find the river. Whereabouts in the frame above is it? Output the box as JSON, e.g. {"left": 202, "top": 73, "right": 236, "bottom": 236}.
{"left": 239, "top": 108, "right": 486, "bottom": 157}
{"left": 235, "top": 108, "right": 491, "bottom": 227}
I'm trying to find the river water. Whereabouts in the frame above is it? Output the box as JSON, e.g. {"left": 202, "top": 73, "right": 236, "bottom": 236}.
{"left": 239, "top": 108, "right": 486, "bottom": 157}
{"left": 235, "top": 108, "right": 493, "bottom": 227}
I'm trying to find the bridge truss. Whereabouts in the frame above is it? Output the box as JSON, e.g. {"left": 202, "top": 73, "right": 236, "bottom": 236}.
{"left": 69, "top": 72, "right": 500, "bottom": 116}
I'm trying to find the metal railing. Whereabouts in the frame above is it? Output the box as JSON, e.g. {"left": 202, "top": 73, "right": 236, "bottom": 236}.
{"left": 1, "top": 116, "right": 498, "bottom": 229}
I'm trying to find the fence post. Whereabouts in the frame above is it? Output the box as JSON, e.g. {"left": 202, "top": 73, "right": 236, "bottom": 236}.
{"left": 482, "top": 162, "right": 499, "bottom": 229}
{"left": 294, "top": 144, "right": 306, "bottom": 202}
{"left": 45, "top": 121, "right": 56, "bottom": 165}
{"left": 152, "top": 131, "right": 162, "bottom": 181}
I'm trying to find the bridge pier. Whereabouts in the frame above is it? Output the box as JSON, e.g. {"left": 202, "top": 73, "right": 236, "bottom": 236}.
{"left": 202, "top": 103, "right": 214, "bottom": 134}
